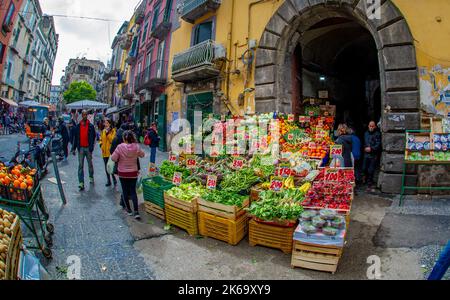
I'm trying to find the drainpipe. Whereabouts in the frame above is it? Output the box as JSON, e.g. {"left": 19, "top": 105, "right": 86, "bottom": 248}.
{"left": 226, "top": 0, "right": 236, "bottom": 115}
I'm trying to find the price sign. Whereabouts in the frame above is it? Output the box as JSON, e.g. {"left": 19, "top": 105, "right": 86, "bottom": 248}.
{"left": 305, "top": 116, "right": 311, "bottom": 123}
{"left": 232, "top": 158, "right": 245, "bottom": 169}
{"left": 270, "top": 177, "right": 284, "bottom": 192}
{"left": 210, "top": 146, "right": 219, "bottom": 157}
{"left": 317, "top": 119, "right": 324, "bottom": 128}
{"left": 169, "top": 152, "right": 177, "bottom": 163}
{"left": 330, "top": 145, "right": 343, "bottom": 157}
{"left": 287, "top": 133, "right": 295, "bottom": 142}
{"left": 310, "top": 99, "right": 315, "bottom": 105}
{"left": 315, "top": 129, "right": 327, "bottom": 139}
{"left": 299, "top": 116, "right": 306, "bottom": 123}
{"left": 308, "top": 110, "right": 315, "bottom": 117}
{"left": 288, "top": 114, "right": 295, "bottom": 122}
{"left": 324, "top": 169, "right": 339, "bottom": 182}
{"left": 186, "top": 156, "right": 197, "bottom": 169}
{"left": 206, "top": 175, "right": 218, "bottom": 190}
{"left": 148, "top": 163, "right": 158, "bottom": 177}
{"left": 172, "top": 172, "right": 182, "bottom": 186}
{"left": 278, "top": 163, "right": 292, "bottom": 178}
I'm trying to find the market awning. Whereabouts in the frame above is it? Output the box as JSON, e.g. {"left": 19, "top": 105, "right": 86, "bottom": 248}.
{"left": 115, "top": 105, "right": 133, "bottom": 115}
{"left": 105, "top": 106, "right": 118, "bottom": 116}
{"left": 0, "top": 98, "right": 18, "bottom": 107}
{"left": 19, "top": 100, "right": 44, "bottom": 107}
{"left": 66, "top": 100, "right": 110, "bottom": 110}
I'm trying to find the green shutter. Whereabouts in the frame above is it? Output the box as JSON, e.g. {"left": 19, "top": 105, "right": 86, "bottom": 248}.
{"left": 158, "top": 94, "right": 167, "bottom": 152}
{"left": 187, "top": 92, "right": 214, "bottom": 132}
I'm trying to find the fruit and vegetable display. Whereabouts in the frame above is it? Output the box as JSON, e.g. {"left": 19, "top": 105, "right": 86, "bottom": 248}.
{"left": 299, "top": 209, "right": 346, "bottom": 237}
{"left": 250, "top": 155, "right": 275, "bottom": 179}
{"left": 220, "top": 168, "right": 260, "bottom": 193}
{"left": 0, "top": 163, "right": 37, "bottom": 202}
{"left": 303, "top": 181, "right": 353, "bottom": 211}
{"left": 159, "top": 161, "right": 191, "bottom": 179}
{"left": 185, "top": 159, "right": 230, "bottom": 185}
{"left": 0, "top": 209, "right": 18, "bottom": 279}
{"left": 166, "top": 183, "right": 207, "bottom": 203}
{"left": 202, "top": 190, "right": 248, "bottom": 207}
{"left": 246, "top": 190, "right": 304, "bottom": 222}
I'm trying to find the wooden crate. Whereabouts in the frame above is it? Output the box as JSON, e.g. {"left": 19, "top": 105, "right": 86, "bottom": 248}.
{"left": 249, "top": 219, "right": 295, "bottom": 254}
{"left": 291, "top": 241, "right": 343, "bottom": 274}
{"left": 198, "top": 212, "right": 248, "bottom": 246}
{"left": 164, "top": 193, "right": 198, "bottom": 213}
{"left": 144, "top": 202, "right": 165, "bottom": 221}
{"left": 165, "top": 204, "right": 198, "bottom": 236}
{"left": 197, "top": 197, "right": 249, "bottom": 220}
{"left": 4, "top": 217, "right": 22, "bottom": 280}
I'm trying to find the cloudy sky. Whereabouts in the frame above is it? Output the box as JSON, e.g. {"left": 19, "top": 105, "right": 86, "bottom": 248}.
{"left": 40, "top": 0, "right": 141, "bottom": 85}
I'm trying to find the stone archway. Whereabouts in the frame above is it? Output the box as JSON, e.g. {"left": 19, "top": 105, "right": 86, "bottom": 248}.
{"left": 254, "top": 0, "right": 420, "bottom": 193}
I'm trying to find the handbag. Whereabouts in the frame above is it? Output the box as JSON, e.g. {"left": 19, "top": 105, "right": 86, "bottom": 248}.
{"left": 144, "top": 135, "right": 151, "bottom": 146}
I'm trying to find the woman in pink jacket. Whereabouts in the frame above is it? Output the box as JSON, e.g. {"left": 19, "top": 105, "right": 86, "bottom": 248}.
{"left": 111, "top": 130, "right": 145, "bottom": 220}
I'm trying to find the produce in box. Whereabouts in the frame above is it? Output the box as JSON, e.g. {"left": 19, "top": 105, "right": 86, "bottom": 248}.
{"left": 166, "top": 183, "right": 207, "bottom": 203}
{"left": 0, "top": 208, "right": 17, "bottom": 279}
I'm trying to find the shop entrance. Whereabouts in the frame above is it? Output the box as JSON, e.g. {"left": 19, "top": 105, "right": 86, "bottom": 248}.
{"left": 292, "top": 17, "right": 381, "bottom": 138}
{"left": 254, "top": 1, "right": 421, "bottom": 193}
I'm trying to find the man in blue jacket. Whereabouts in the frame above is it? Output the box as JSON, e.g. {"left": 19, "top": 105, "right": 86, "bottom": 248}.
{"left": 71, "top": 110, "right": 96, "bottom": 191}
{"left": 349, "top": 127, "right": 362, "bottom": 184}
{"left": 363, "top": 121, "right": 381, "bottom": 190}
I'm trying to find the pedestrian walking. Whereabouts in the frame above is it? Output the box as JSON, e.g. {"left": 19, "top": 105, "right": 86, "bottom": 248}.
{"left": 111, "top": 130, "right": 145, "bottom": 220}
{"left": 428, "top": 240, "right": 450, "bottom": 280}
{"left": 4, "top": 114, "right": 11, "bottom": 135}
{"left": 363, "top": 121, "right": 381, "bottom": 191}
{"left": 56, "top": 117, "right": 70, "bottom": 161}
{"left": 71, "top": 110, "right": 96, "bottom": 191}
{"left": 335, "top": 124, "right": 354, "bottom": 168}
{"left": 349, "top": 127, "right": 362, "bottom": 184}
{"left": 100, "top": 118, "right": 117, "bottom": 187}
{"left": 146, "top": 122, "right": 160, "bottom": 164}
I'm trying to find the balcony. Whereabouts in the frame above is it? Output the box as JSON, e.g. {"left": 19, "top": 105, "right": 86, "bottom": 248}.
{"left": 135, "top": 1, "right": 146, "bottom": 25}
{"left": 134, "top": 60, "right": 168, "bottom": 92}
{"left": 150, "top": 8, "right": 172, "bottom": 40}
{"left": 2, "top": 21, "right": 13, "bottom": 33}
{"left": 121, "top": 33, "right": 133, "bottom": 50}
{"left": 122, "top": 84, "right": 135, "bottom": 100}
{"left": 181, "top": 0, "right": 221, "bottom": 24}
{"left": 172, "top": 40, "right": 224, "bottom": 82}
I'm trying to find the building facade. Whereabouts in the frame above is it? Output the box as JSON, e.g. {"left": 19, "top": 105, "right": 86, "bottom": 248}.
{"left": 62, "top": 58, "right": 105, "bottom": 102}
{"left": 0, "top": 0, "right": 24, "bottom": 93}
{"left": 38, "top": 15, "right": 58, "bottom": 103}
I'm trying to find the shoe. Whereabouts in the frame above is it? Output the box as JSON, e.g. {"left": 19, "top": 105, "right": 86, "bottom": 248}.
{"left": 134, "top": 212, "right": 141, "bottom": 220}
{"left": 127, "top": 211, "right": 133, "bottom": 216}
{"left": 89, "top": 177, "right": 94, "bottom": 184}
{"left": 79, "top": 183, "right": 85, "bottom": 191}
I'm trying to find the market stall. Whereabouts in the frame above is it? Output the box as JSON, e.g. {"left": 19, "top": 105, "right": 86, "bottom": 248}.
{"left": 142, "top": 106, "right": 355, "bottom": 274}
{"left": 0, "top": 208, "right": 22, "bottom": 280}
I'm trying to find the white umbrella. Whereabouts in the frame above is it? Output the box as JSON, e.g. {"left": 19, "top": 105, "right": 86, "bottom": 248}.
{"left": 66, "top": 100, "right": 109, "bottom": 110}
{"left": 19, "top": 100, "right": 44, "bottom": 107}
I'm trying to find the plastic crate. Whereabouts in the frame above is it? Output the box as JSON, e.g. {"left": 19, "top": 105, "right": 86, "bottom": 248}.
{"left": 165, "top": 204, "right": 198, "bottom": 236}
{"left": 198, "top": 212, "right": 248, "bottom": 245}
{"left": 142, "top": 176, "right": 174, "bottom": 209}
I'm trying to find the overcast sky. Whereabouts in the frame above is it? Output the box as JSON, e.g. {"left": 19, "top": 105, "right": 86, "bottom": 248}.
{"left": 40, "top": 0, "right": 141, "bottom": 85}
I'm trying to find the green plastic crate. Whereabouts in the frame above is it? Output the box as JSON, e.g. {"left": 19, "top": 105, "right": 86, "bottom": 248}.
{"left": 142, "top": 176, "right": 174, "bottom": 209}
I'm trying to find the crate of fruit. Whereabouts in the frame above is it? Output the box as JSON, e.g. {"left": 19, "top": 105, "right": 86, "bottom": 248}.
{"left": 0, "top": 209, "right": 22, "bottom": 280}
{"left": 0, "top": 164, "right": 38, "bottom": 204}
{"left": 198, "top": 190, "right": 249, "bottom": 220}
{"left": 165, "top": 204, "right": 198, "bottom": 236}
{"left": 249, "top": 219, "right": 295, "bottom": 254}
{"left": 142, "top": 176, "right": 174, "bottom": 209}
{"left": 198, "top": 211, "right": 248, "bottom": 245}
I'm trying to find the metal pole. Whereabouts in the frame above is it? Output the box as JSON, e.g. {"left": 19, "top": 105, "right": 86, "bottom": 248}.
{"left": 51, "top": 152, "right": 67, "bottom": 205}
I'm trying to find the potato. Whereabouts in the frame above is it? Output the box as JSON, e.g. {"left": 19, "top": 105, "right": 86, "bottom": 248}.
{"left": 2, "top": 220, "right": 11, "bottom": 228}
{"left": 3, "top": 228, "right": 10, "bottom": 237}
{"left": 0, "top": 245, "right": 6, "bottom": 253}
{"left": 0, "top": 261, "right": 5, "bottom": 271}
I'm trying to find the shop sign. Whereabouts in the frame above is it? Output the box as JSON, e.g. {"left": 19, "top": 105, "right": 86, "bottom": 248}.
{"left": 206, "top": 175, "right": 217, "bottom": 190}
{"left": 172, "top": 172, "right": 182, "bottom": 186}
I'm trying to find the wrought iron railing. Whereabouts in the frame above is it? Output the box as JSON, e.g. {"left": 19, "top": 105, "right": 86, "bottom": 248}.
{"left": 172, "top": 40, "right": 216, "bottom": 74}
{"left": 136, "top": 60, "right": 168, "bottom": 89}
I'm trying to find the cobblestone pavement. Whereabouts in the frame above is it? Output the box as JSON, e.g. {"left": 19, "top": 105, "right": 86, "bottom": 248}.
{"left": 0, "top": 133, "right": 165, "bottom": 280}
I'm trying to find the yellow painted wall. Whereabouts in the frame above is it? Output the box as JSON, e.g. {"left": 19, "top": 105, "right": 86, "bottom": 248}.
{"left": 165, "top": 0, "right": 450, "bottom": 125}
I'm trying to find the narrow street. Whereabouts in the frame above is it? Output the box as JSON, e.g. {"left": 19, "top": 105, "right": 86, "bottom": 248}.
{"left": 1, "top": 133, "right": 448, "bottom": 280}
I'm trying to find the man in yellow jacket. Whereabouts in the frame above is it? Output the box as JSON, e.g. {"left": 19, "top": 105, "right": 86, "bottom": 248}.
{"left": 99, "top": 118, "right": 117, "bottom": 187}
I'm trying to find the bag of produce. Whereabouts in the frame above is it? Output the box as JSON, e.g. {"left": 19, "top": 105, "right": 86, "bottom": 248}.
{"left": 319, "top": 209, "right": 337, "bottom": 220}
{"left": 300, "top": 210, "right": 317, "bottom": 221}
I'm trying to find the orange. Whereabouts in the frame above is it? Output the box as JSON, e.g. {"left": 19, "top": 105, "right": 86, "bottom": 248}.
{"left": 3, "top": 177, "right": 11, "bottom": 186}
{"left": 20, "top": 182, "right": 27, "bottom": 190}
{"left": 0, "top": 173, "right": 5, "bottom": 179}
{"left": 13, "top": 180, "right": 20, "bottom": 188}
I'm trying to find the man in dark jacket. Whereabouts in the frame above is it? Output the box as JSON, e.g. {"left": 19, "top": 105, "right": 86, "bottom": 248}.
{"left": 335, "top": 124, "right": 353, "bottom": 168}
{"left": 56, "top": 117, "right": 70, "bottom": 161}
{"left": 363, "top": 121, "right": 382, "bottom": 189}
{"left": 71, "top": 110, "right": 96, "bottom": 191}
{"left": 110, "top": 123, "right": 129, "bottom": 154}
{"left": 147, "top": 122, "right": 160, "bottom": 164}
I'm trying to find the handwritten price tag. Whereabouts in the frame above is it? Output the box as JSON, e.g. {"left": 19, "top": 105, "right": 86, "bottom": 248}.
{"left": 206, "top": 175, "right": 217, "bottom": 190}
{"left": 305, "top": 116, "right": 311, "bottom": 123}
{"left": 270, "top": 177, "right": 284, "bottom": 192}
{"left": 324, "top": 169, "right": 339, "bottom": 182}
{"left": 148, "top": 163, "right": 158, "bottom": 177}
{"left": 299, "top": 116, "right": 306, "bottom": 123}
{"left": 169, "top": 152, "right": 177, "bottom": 163}
{"left": 278, "top": 164, "right": 292, "bottom": 178}
{"left": 186, "top": 156, "right": 197, "bottom": 169}
{"left": 232, "top": 158, "right": 245, "bottom": 169}
{"left": 288, "top": 114, "right": 295, "bottom": 122}
{"left": 330, "top": 145, "right": 343, "bottom": 157}
{"left": 173, "top": 172, "right": 182, "bottom": 186}
{"left": 287, "top": 133, "right": 295, "bottom": 141}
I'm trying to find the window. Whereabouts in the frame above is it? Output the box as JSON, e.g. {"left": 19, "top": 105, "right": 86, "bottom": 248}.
{"left": 3, "top": 3, "right": 15, "bottom": 27}
{"left": 0, "top": 43, "right": 5, "bottom": 64}
{"left": 151, "top": 4, "right": 161, "bottom": 31}
{"left": 193, "top": 21, "right": 213, "bottom": 45}
{"left": 6, "top": 62, "right": 12, "bottom": 79}
{"left": 142, "top": 21, "right": 149, "bottom": 43}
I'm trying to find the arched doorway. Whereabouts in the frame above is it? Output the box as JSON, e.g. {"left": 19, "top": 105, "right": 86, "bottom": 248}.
{"left": 254, "top": 0, "right": 420, "bottom": 193}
